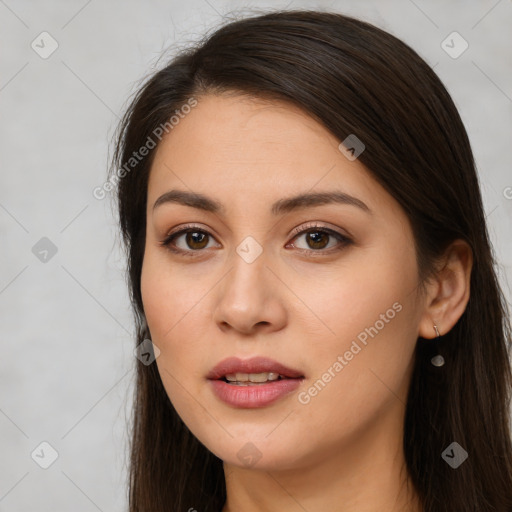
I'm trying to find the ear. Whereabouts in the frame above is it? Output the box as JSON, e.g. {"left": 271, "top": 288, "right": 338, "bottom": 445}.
{"left": 418, "top": 239, "right": 473, "bottom": 339}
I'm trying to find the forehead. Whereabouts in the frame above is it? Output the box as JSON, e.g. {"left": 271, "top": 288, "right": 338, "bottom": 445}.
{"left": 146, "top": 93, "right": 397, "bottom": 223}
{"left": 154, "top": 94, "right": 339, "bottom": 167}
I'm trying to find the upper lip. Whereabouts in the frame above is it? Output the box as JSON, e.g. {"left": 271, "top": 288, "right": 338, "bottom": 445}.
{"left": 207, "top": 356, "right": 304, "bottom": 380}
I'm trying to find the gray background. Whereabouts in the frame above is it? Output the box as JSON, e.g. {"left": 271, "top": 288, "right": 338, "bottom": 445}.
{"left": 1, "top": 0, "right": 511, "bottom": 510}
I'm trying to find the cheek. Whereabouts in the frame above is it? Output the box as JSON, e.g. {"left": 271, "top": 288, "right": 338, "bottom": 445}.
{"left": 294, "top": 245, "right": 416, "bottom": 348}
{"left": 140, "top": 249, "right": 211, "bottom": 404}
{"left": 292, "top": 250, "right": 418, "bottom": 424}
{"left": 140, "top": 248, "right": 205, "bottom": 339}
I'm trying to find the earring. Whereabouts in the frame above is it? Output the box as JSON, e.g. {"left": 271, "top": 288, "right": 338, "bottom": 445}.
{"left": 430, "top": 324, "right": 445, "bottom": 367}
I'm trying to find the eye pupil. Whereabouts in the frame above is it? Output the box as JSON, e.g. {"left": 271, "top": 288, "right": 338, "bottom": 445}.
{"left": 187, "top": 231, "right": 208, "bottom": 249}
{"left": 307, "top": 231, "right": 329, "bottom": 249}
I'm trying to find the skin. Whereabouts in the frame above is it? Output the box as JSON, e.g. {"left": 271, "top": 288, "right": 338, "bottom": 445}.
{"left": 140, "top": 93, "right": 473, "bottom": 512}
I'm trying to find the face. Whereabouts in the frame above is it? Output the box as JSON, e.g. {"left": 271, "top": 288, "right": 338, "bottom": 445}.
{"left": 141, "top": 93, "right": 425, "bottom": 471}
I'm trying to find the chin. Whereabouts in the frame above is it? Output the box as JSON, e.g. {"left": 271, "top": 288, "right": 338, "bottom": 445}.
{"left": 204, "top": 435, "right": 308, "bottom": 472}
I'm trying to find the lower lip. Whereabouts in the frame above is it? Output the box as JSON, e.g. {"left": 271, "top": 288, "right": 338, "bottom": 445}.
{"left": 209, "top": 378, "right": 303, "bottom": 408}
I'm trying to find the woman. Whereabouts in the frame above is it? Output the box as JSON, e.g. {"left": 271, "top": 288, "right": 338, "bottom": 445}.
{"left": 109, "top": 9, "right": 512, "bottom": 512}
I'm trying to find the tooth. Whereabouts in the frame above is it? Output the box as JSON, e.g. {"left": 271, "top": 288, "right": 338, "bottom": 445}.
{"left": 224, "top": 372, "right": 282, "bottom": 383}
{"left": 246, "top": 372, "right": 280, "bottom": 382}
{"left": 249, "top": 373, "right": 268, "bottom": 383}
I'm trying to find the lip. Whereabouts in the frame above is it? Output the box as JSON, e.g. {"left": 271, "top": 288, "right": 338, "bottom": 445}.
{"left": 207, "top": 356, "right": 305, "bottom": 408}
{"left": 206, "top": 356, "right": 304, "bottom": 380}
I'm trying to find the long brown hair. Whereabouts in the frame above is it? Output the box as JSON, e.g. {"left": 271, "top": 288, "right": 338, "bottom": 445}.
{"left": 109, "top": 10, "right": 512, "bottom": 511}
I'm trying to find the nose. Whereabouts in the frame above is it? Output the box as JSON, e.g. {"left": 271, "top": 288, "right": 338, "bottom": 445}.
{"left": 212, "top": 248, "right": 288, "bottom": 336}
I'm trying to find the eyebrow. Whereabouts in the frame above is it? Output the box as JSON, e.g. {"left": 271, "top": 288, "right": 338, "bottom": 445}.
{"left": 153, "top": 189, "right": 372, "bottom": 216}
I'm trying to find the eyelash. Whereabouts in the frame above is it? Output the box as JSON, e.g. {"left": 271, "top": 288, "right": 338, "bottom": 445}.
{"left": 159, "top": 222, "right": 352, "bottom": 258}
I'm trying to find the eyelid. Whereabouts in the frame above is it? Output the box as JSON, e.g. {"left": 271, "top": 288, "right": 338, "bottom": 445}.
{"left": 164, "top": 221, "right": 350, "bottom": 240}
{"left": 288, "top": 221, "right": 351, "bottom": 239}
{"left": 165, "top": 222, "right": 213, "bottom": 238}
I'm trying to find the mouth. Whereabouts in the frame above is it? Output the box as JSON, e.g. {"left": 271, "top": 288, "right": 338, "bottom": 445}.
{"left": 206, "top": 356, "right": 305, "bottom": 408}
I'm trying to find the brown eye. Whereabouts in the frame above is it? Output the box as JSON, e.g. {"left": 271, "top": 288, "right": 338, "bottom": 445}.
{"left": 288, "top": 223, "right": 352, "bottom": 253}
{"left": 160, "top": 227, "right": 219, "bottom": 255}
{"left": 183, "top": 231, "right": 209, "bottom": 250}
{"left": 303, "top": 230, "right": 330, "bottom": 250}
{"left": 160, "top": 222, "right": 352, "bottom": 257}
